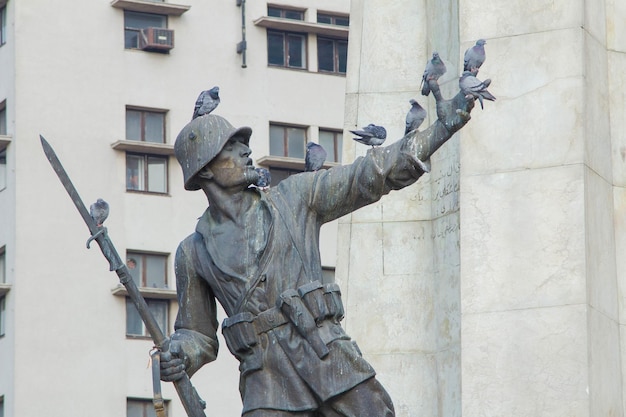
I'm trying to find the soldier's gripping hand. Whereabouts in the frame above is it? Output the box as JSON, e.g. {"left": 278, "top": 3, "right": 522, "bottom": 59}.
{"left": 160, "top": 340, "right": 187, "bottom": 382}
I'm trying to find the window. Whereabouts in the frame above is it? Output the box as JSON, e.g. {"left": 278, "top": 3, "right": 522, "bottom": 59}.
{"left": 126, "top": 252, "right": 168, "bottom": 288}
{"left": 318, "top": 37, "right": 347, "bottom": 74}
{"left": 126, "top": 153, "right": 168, "bottom": 193}
{"left": 269, "top": 124, "right": 307, "bottom": 159}
{"left": 0, "top": 148, "right": 5, "bottom": 191}
{"left": 0, "top": 295, "right": 5, "bottom": 337}
{"left": 126, "top": 298, "right": 168, "bottom": 337}
{"left": 0, "top": 248, "right": 5, "bottom": 283}
{"left": 268, "top": 6, "right": 303, "bottom": 20}
{"left": 126, "top": 108, "right": 165, "bottom": 143}
{"left": 128, "top": 398, "right": 166, "bottom": 417}
{"left": 268, "top": 30, "right": 306, "bottom": 69}
{"left": 124, "top": 11, "right": 167, "bottom": 49}
{"left": 0, "top": 6, "right": 6, "bottom": 46}
{"left": 317, "top": 13, "right": 349, "bottom": 26}
{"left": 0, "top": 101, "right": 6, "bottom": 135}
{"left": 125, "top": 252, "right": 168, "bottom": 337}
{"left": 0, "top": 395, "right": 4, "bottom": 417}
{"left": 319, "top": 130, "right": 343, "bottom": 163}
{"left": 268, "top": 167, "right": 301, "bottom": 187}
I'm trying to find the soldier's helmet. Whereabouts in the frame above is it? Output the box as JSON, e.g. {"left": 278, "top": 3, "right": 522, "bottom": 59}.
{"left": 174, "top": 114, "right": 252, "bottom": 191}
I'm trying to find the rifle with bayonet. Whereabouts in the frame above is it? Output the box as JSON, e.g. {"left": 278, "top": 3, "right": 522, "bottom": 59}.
{"left": 40, "top": 135, "right": 207, "bottom": 417}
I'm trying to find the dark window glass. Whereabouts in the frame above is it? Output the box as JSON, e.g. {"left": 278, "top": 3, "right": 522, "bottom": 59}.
{"left": 0, "top": 148, "right": 6, "bottom": 191}
{"left": 0, "top": 6, "right": 6, "bottom": 46}
{"left": 318, "top": 38, "right": 335, "bottom": 72}
{"left": 287, "top": 34, "right": 305, "bottom": 68}
{"left": 128, "top": 398, "right": 163, "bottom": 417}
{"left": 267, "top": 7, "right": 281, "bottom": 17}
{"left": 0, "top": 104, "right": 6, "bottom": 135}
{"left": 267, "top": 32, "right": 285, "bottom": 66}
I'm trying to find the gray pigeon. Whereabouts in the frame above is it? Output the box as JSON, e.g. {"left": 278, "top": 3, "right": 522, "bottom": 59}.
{"left": 463, "top": 39, "right": 486, "bottom": 75}
{"left": 459, "top": 71, "right": 496, "bottom": 109}
{"left": 192, "top": 86, "right": 220, "bottom": 120}
{"left": 305, "top": 142, "right": 327, "bottom": 172}
{"left": 255, "top": 167, "right": 271, "bottom": 189}
{"left": 90, "top": 198, "right": 109, "bottom": 227}
{"left": 350, "top": 124, "right": 387, "bottom": 147}
{"left": 421, "top": 52, "right": 447, "bottom": 96}
{"left": 405, "top": 99, "right": 427, "bottom": 134}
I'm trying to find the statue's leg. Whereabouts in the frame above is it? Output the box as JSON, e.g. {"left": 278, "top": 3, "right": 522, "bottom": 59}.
{"left": 320, "top": 377, "right": 395, "bottom": 417}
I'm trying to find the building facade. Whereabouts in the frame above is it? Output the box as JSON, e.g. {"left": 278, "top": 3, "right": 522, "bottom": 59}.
{"left": 0, "top": 0, "right": 349, "bottom": 415}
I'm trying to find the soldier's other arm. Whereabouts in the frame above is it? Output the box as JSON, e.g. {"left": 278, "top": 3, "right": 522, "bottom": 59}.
{"left": 161, "top": 238, "right": 219, "bottom": 381}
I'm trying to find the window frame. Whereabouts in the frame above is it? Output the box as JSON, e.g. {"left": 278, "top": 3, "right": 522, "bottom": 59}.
{"left": 0, "top": 294, "right": 5, "bottom": 337}
{"left": 126, "top": 297, "right": 168, "bottom": 338}
{"left": 317, "top": 36, "right": 348, "bottom": 74}
{"left": 267, "top": 30, "right": 307, "bottom": 70}
{"left": 0, "top": 147, "right": 6, "bottom": 192}
{"left": 267, "top": 5, "right": 304, "bottom": 21}
{"left": 0, "top": 5, "right": 6, "bottom": 46}
{"left": 317, "top": 12, "right": 349, "bottom": 27}
{"left": 269, "top": 123, "right": 308, "bottom": 159}
{"left": 124, "top": 10, "right": 168, "bottom": 50}
{"left": 318, "top": 129, "right": 343, "bottom": 163}
{"left": 125, "top": 152, "right": 169, "bottom": 194}
{"left": 126, "top": 107, "right": 166, "bottom": 144}
{"left": 127, "top": 397, "right": 169, "bottom": 417}
{"left": 125, "top": 251, "right": 168, "bottom": 289}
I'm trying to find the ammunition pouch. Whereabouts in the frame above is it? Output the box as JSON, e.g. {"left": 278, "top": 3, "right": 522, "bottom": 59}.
{"left": 222, "top": 280, "right": 348, "bottom": 371}
{"left": 221, "top": 312, "right": 262, "bottom": 376}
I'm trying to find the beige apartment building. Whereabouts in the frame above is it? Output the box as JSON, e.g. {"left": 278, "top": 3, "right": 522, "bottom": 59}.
{"left": 0, "top": 0, "right": 349, "bottom": 415}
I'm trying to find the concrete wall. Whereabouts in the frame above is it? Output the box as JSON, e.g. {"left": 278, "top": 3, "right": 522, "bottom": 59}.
{"left": 342, "top": 1, "right": 626, "bottom": 416}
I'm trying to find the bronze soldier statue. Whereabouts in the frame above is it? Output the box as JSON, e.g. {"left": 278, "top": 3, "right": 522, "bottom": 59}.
{"left": 160, "top": 81, "right": 475, "bottom": 416}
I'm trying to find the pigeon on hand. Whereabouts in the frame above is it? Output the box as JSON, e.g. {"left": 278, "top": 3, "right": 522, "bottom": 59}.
{"left": 350, "top": 124, "right": 387, "bottom": 148}
{"left": 192, "top": 86, "right": 220, "bottom": 120}
{"left": 463, "top": 39, "right": 487, "bottom": 75}
{"left": 90, "top": 198, "right": 109, "bottom": 227}
{"left": 421, "top": 52, "right": 447, "bottom": 97}
{"left": 305, "top": 142, "right": 327, "bottom": 172}
{"left": 459, "top": 71, "right": 496, "bottom": 109}
{"left": 255, "top": 167, "right": 271, "bottom": 190}
{"left": 405, "top": 99, "right": 427, "bottom": 134}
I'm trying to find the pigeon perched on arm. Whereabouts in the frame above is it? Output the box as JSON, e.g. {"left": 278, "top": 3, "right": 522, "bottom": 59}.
{"left": 405, "top": 99, "right": 427, "bottom": 134}
{"left": 350, "top": 124, "right": 387, "bottom": 147}
{"left": 421, "top": 52, "right": 447, "bottom": 96}
{"left": 463, "top": 39, "right": 486, "bottom": 75}
{"left": 459, "top": 71, "right": 495, "bottom": 109}
{"left": 255, "top": 167, "right": 271, "bottom": 190}
{"left": 90, "top": 198, "right": 109, "bottom": 227}
{"left": 192, "top": 86, "right": 220, "bottom": 120}
{"left": 304, "top": 142, "right": 327, "bottom": 172}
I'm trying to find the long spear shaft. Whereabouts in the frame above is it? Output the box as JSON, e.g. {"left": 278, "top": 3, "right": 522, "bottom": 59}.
{"left": 40, "top": 135, "right": 207, "bottom": 417}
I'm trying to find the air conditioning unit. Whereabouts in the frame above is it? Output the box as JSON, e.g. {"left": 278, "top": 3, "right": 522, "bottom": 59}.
{"left": 139, "top": 27, "right": 175, "bottom": 52}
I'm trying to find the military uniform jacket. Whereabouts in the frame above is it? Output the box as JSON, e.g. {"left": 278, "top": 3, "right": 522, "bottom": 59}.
{"left": 172, "top": 137, "right": 428, "bottom": 413}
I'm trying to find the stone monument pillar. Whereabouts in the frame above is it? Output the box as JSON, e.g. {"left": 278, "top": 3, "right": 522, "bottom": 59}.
{"left": 340, "top": 1, "right": 626, "bottom": 416}
{"left": 340, "top": 1, "right": 463, "bottom": 416}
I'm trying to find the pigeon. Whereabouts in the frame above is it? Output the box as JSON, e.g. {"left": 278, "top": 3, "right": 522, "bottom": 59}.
{"left": 192, "top": 86, "right": 220, "bottom": 120}
{"left": 421, "top": 52, "right": 447, "bottom": 96}
{"left": 405, "top": 99, "right": 427, "bottom": 134}
{"left": 459, "top": 71, "right": 496, "bottom": 109}
{"left": 350, "top": 124, "right": 387, "bottom": 147}
{"left": 304, "top": 142, "right": 327, "bottom": 172}
{"left": 255, "top": 167, "right": 271, "bottom": 189}
{"left": 90, "top": 198, "right": 109, "bottom": 227}
{"left": 463, "top": 39, "right": 486, "bottom": 75}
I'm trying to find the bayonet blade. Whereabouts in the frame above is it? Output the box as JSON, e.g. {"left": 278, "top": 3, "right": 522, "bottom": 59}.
{"left": 40, "top": 135, "right": 98, "bottom": 234}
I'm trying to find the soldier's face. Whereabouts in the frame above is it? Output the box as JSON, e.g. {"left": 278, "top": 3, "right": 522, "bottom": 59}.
{"left": 205, "top": 138, "right": 258, "bottom": 189}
